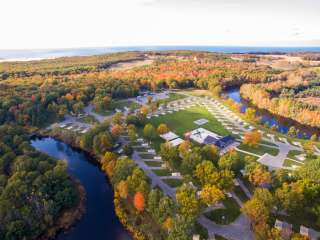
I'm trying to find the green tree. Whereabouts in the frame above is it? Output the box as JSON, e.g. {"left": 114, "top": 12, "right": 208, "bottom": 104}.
{"left": 143, "top": 123, "right": 157, "bottom": 142}
{"left": 160, "top": 143, "right": 181, "bottom": 170}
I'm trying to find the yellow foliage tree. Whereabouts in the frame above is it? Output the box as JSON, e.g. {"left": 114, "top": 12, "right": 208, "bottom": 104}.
{"left": 200, "top": 184, "right": 225, "bottom": 205}
{"left": 157, "top": 123, "right": 170, "bottom": 135}
{"left": 117, "top": 180, "right": 129, "bottom": 199}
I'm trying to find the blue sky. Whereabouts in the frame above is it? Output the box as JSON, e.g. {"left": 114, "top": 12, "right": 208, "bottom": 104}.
{"left": 1, "top": 0, "right": 319, "bottom": 49}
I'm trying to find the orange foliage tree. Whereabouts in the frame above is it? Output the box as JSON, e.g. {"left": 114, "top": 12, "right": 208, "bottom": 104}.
{"left": 111, "top": 124, "right": 123, "bottom": 138}
{"left": 133, "top": 192, "right": 145, "bottom": 212}
{"left": 243, "top": 130, "right": 262, "bottom": 147}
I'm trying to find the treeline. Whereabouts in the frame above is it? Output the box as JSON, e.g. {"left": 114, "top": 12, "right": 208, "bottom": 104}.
{"left": 0, "top": 52, "right": 145, "bottom": 80}
{"left": 0, "top": 52, "right": 282, "bottom": 127}
{"left": 240, "top": 84, "right": 320, "bottom": 127}
{"left": 0, "top": 125, "right": 79, "bottom": 240}
{"left": 0, "top": 77, "right": 138, "bottom": 126}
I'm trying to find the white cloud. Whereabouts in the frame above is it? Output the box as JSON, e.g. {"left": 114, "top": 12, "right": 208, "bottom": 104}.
{"left": 0, "top": 0, "right": 319, "bottom": 49}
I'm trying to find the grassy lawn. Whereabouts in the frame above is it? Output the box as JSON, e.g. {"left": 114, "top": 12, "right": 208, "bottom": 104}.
{"left": 139, "top": 153, "right": 156, "bottom": 159}
{"left": 237, "top": 144, "right": 279, "bottom": 156}
{"left": 148, "top": 106, "right": 230, "bottom": 136}
{"left": 144, "top": 161, "right": 163, "bottom": 167}
{"left": 94, "top": 109, "right": 113, "bottom": 116}
{"left": 234, "top": 186, "right": 249, "bottom": 202}
{"left": 78, "top": 115, "right": 99, "bottom": 124}
{"left": 204, "top": 198, "right": 241, "bottom": 225}
{"left": 163, "top": 178, "right": 183, "bottom": 188}
{"left": 180, "top": 89, "right": 214, "bottom": 97}
{"left": 110, "top": 100, "right": 140, "bottom": 110}
{"left": 236, "top": 151, "right": 259, "bottom": 161}
{"left": 153, "top": 169, "right": 171, "bottom": 176}
{"left": 287, "top": 150, "right": 304, "bottom": 159}
{"left": 259, "top": 139, "right": 278, "bottom": 147}
{"left": 157, "top": 92, "right": 187, "bottom": 105}
{"left": 283, "top": 159, "right": 303, "bottom": 168}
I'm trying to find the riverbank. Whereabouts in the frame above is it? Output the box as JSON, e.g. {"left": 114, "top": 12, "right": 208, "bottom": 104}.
{"left": 47, "top": 178, "right": 86, "bottom": 239}
{"left": 36, "top": 129, "right": 142, "bottom": 240}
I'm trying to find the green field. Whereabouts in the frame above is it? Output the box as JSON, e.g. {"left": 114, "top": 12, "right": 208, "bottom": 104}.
{"left": 283, "top": 159, "right": 304, "bottom": 168}
{"left": 148, "top": 106, "right": 230, "bottom": 136}
{"left": 287, "top": 150, "right": 304, "bottom": 159}
{"left": 204, "top": 197, "right": 241, "bottom": 225}
{"left": 153, "top": 169, "right": 171, "bottom": 176}
{"left": 163, "top": 178, "right": 183, "bottom": 188}
{"left": 144, "top": 161, "right": 163, "bottom": 167}
{"left": 157, "top": 92, "right": 187, "bottom": 105}
{"left": 110, "top": 100, "right": 140, "bottom": 110}
{"left": 237, "top": 144, "right": 279, "bottom": 156}
{"left": 139, "top": 153, "right": 156, "bottom": 159}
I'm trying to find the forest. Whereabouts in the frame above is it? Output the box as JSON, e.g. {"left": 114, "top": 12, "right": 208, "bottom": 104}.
{"left": 1, "top": 50, "right": 320, "bottom": 240}
{"left": 0, "top": 125, "right": 79, "bottom": 240}
{"left": 0, "top": 51, "right": 281, "bottom": 128}
{"left": 240, "top": 68, "right": 320, "bottom": 127}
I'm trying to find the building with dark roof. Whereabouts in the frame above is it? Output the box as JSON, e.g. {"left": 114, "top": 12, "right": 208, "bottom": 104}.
{"left": 214, "top": 135, "right": 235, "bottom": 149}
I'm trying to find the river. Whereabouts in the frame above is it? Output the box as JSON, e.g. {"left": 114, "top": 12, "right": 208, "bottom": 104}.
{"left": 31, "top": 137, "right": 131, "bottom": 240}
{"left": 225, "top": 87, "right": 320, "bottom": 139}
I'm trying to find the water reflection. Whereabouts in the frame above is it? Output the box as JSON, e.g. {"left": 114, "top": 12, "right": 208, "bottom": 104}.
{"left": 31, "top": 137, "right": 131, "bottom": 240}
{"left": 225, "top": 87, "right": 320, "bottom": 139}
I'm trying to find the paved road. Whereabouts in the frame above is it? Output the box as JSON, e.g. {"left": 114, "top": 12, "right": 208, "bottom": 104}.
{"left": 198, "top": 214, "right": 253, "bottom": 240}
{"left": 236, "top": 178, "right": 252, "bottom": 199}
{"left": 83, "top": 104, "right": 110, "bottom": 123}
{"left": 131, "top": 151, "right": 177, "bottom": 198}
{"left": 258, "top": 141, "right": 301, "bottom": 169}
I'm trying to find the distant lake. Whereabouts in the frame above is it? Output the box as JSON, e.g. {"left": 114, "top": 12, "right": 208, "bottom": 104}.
{"left": 1, "top": 46, "right": 320, "bottom": 61}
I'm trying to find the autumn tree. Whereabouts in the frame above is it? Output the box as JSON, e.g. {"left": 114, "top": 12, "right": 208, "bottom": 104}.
{"left": 127, "top": 124, "right": 137, "bottom": 142}
{"left": 134, "top": 192, "right": 145, "bottom": 212}
{"left": 242, "top": 197, "right": 270, "bottom": 226}
{"left": 178, "top": 140, "right": 192, "bottom": 157}
{"left": 245, "top": 107, "right": 257, "bottom": 122}
{"left": 248, "top": 164, "right": 272, "bottom": 187}
{"left": 243, "top": 130, "right": 262, "bottom": 147}
{"left": 200, "top": 144, "right": 219, "bottom": 164}
{"left": 288, "top": 126, "right": 297, "bottom": 137}
{"left": 176, "top": 185, "right": 200, "bottom": 220}
{"left": 112, "top": 112, "right": 124, "bottom": 125}
{"left": 93, "top": 132, "right": 113, "bottom": 155}
{"left": 160, "top": 143, "right": 181, "bottom": 170}
{"left": 163, "top": 217, "right": 174, "bottom": 232}
{"left": 117, "top": 180, "right": 129, "bottom": 199}
{"left": 194, "top": 160, "right": 217, "bottom": 187}
{"left": 218, "top": 150, "right": 241, "bottom": 171}
{"left": 275, "top": 182, "right": 304, "bottom": 215}
{"left": 103, "top": 151, "right": 117, "bottom": 164}
{"left": 140, "top": 105, "right": 150, "bottom": 115}
{"left": 157, "top": 123, "right": 170, "bottom": 135}
{"left": 200, "top": 184, "right": 225, "bottom": 205}
{"left": 111, "top": 124, "right": 123, "bottom": 138}
{"left": 147, "top": 96, "right": 153, "bottom": 104}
